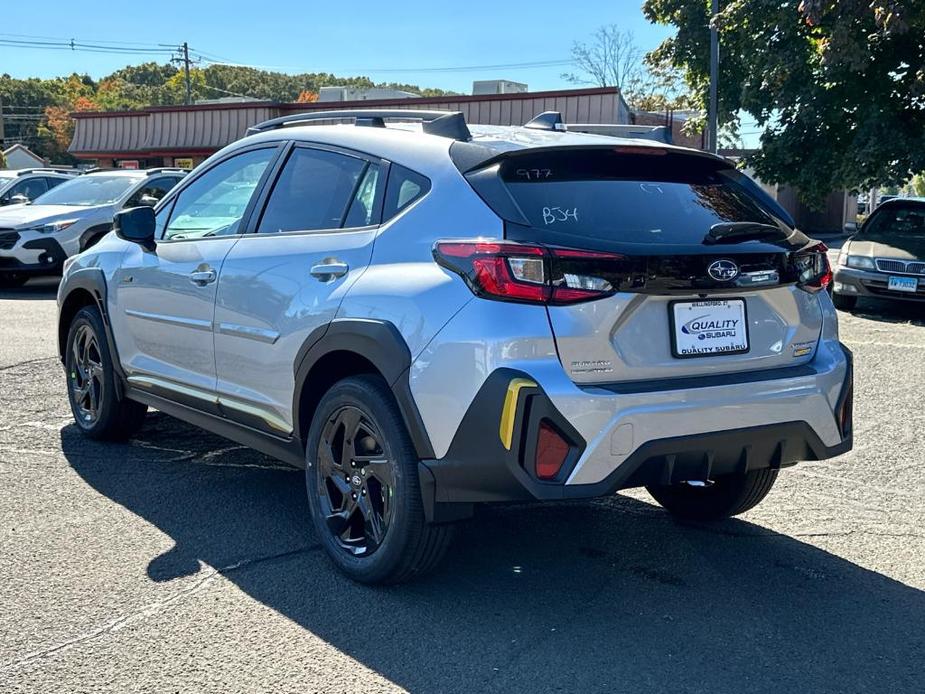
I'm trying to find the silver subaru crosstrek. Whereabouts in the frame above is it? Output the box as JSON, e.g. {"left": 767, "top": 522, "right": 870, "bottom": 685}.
{"left": 57, "top": 110, "right": 853, "bottom": 583}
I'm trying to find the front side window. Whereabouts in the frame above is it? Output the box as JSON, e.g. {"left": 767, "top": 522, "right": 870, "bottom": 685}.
{"left": 257, "top": 148, "right": 368, "bottom": 234}
{"left": 32, "top": 175, "right": 141, "bottom": 206}
{"left": 125, "top": 176, "right": 183, "bottom": 208}
{"left": 163, "top": 148, "right": 275, "bottom": 240}
{"left": 9, "top": 178, "right": 48, "bottom": 202}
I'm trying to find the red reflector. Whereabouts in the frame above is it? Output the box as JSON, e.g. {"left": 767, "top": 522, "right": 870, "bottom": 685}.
{"left": 535, "top": 421, "right": 570, "bottom": 480}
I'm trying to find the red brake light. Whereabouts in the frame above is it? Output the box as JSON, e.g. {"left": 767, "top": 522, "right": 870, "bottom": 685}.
{"left": 433, "top": 240, "right": 625, "bottom": 305}
{"left": 535, "top": 420, "right": 570, "bottom": 480}
{"left": 793, "top": 242, "right": 832, "bottom": 292}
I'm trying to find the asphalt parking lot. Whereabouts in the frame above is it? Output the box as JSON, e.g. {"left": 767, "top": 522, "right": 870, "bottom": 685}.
{"left": 0, "top": 278, "right": 923, "bottom": 693}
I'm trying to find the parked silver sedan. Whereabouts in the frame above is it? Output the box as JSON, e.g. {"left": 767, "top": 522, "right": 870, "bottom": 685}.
{"left": 833, "top": 198, "right": 925, "bottom": 310}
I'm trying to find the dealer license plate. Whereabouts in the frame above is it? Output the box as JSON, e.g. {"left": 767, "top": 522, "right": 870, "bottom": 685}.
{"left": 671, "top": 299, "right": 749, "bottom": 358}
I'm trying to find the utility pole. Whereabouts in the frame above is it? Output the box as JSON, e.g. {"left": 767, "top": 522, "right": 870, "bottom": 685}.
{"left": 182, "top": 42, "right": 192, "bottom": 106}
{"left": 0, "top": 95, "right": 6, "bottom": 151}
{"left": 707, "top": 0, "right": 719, "bottom": 153}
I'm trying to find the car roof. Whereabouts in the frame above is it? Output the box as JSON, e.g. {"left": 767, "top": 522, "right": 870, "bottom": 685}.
{"left": 236, "top": 122, "right": 721, "bottom": 179}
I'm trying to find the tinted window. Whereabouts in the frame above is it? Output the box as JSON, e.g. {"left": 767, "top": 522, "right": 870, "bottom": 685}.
{"left": 33, "top": 175, "right": 140, "bottom": 206}
{"left": 864, "top": 204, "right": 925, "bottom": 237}
{"left": 343, "top": 163, "right": 380, "bottom": 228}
{"left": 498, "top": 150, "right": 780, "bottom": 247}
{"left": 383, "top": 164, "right": 430, "bottom": 220}
{"left": 44, "top": 177, "right": 68, "bottom": 192}
{"left": 125, "top": 176, "right": 182, "bottom": 207}
{"left": 257, "top": 148, "right": 368, "bottom": 234}
{"left": 164, "top": 148, "right": 275, "bottom": 240}
{"left": 9, "top": 177, "right": 48, "bottom": 202}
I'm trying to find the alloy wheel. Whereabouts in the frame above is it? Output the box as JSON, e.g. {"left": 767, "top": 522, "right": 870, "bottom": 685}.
{"left": 316, "top": 406, "right": 394, "bottom": 556}
{"left": 70, "top": 324, "right": 104, "bottom": 425}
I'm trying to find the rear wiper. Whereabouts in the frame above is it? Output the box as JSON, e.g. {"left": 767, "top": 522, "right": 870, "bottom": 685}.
{"left": 704, "top": 222, "right": 788, "bottom": 245}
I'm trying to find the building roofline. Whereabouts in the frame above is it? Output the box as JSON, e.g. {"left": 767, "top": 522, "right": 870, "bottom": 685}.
{"left": 70, "top": 86, "right": 622, "bottom": 119}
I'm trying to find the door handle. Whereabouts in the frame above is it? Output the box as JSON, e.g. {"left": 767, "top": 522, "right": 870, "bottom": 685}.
{"left": 310, "top": 261, "right": 349, "bottom": 280}
{"left": 189, "top": 269, "right": 217, "bottom": 285}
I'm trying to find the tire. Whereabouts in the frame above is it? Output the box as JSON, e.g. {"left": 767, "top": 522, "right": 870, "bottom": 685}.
{"left": 0, "top": 274, "right": 28, "bottom": 288}
{"left": 646, "top": 468, "right": 779, "bottom": 521}
{"left": 305, "top": 374, "right": 454, "bottom": 584}
{"left": 832, "top": 293, "right": 857, "bottom": 311}
{"left": 65, "top": 306, "right": 147, "bottom": 441}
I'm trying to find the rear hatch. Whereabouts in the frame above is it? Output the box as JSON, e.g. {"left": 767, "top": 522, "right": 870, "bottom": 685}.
{"left": 459, "top": 144, "right": 830, "bottom": 385}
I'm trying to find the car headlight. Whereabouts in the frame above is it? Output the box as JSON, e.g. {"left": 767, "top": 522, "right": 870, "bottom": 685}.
{"left": 27, "top": 219, "right": 78, "bottom": 234}
{"left": 846, "top": 255, "right": 875, "bottom": 270}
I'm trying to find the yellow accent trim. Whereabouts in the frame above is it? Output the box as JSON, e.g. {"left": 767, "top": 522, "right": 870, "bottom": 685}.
{"left": 499, "top": 378, "right": 537, "bottom": 450}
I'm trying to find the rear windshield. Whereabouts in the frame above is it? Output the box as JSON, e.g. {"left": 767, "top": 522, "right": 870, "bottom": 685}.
{"left": 498, "top": 149, "right": 784, "bottom": 247}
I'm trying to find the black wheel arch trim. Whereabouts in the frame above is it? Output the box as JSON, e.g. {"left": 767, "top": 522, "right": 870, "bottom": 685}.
{"left": 78, "top": 223, "right": 113, "bottom": 252}
{"left": 57, "top": 268, "right": 127, "bottom": 394}
{"left": 292, "top": 318, "right": 436, "bottom": 461}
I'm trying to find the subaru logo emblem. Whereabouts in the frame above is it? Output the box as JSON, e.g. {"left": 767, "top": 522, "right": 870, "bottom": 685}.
{"left": 351, "top": 475, "right": 363, "bottom": 487}
{"left": 707, "top": 259, "right": 740, "bottom": 282}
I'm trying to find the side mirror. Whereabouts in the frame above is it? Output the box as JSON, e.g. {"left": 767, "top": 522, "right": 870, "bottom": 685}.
{"left": 9, "top": 193, "right": 30, "bottom": 205}
{"left": 139, "top": 194, "right": 159, "bottom": 207}
{"left": 114, "top": 206, "right": 156, "bottom": 246}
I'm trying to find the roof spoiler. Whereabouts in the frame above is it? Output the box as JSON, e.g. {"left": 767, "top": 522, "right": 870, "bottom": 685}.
{"left": 247, "top": 109, "right": 472, "bottom": 141}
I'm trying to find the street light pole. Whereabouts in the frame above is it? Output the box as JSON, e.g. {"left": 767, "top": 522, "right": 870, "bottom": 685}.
{"left": 708, "top": 0, "right": 719, "bottom": 153}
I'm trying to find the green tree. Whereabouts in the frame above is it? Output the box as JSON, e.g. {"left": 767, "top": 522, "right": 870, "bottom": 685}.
{"left": 643, "top": 0, "right": 925, "bottom": 202}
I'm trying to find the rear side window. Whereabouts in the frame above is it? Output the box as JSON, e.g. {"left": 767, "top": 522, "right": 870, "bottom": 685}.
{"left": 495, "top": 150, "right": 781, "bottom": 248}
{"left": 383, "top": 164, "right": 430, "bottom": 220}
{"left": 257, "top": 147, "right": 368, "bottom": 233}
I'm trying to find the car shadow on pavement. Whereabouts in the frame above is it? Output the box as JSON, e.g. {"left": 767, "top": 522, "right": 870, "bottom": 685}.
{"left": 61, "top": 414, "right": 925, "bottom": 694}
{"left": 848, "top": 297, "right": 925, "bottom": 326}
{"left": 0, "top": 278, "right": 59, "bottom": 301}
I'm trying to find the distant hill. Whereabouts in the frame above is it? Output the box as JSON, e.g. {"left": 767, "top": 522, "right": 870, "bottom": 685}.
{"left": 0, "top": 61, "right": 457, "bottom": 162}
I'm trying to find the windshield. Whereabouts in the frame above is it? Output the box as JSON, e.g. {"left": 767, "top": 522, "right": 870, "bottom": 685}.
{"left": 864, "top": 204, "right": 925, "bottom": 237}
{"left": 32, "top": 175, "right": 139, "bottom": 206}
{"left": 498, "top": 149, "right": 784, "bottom": 248}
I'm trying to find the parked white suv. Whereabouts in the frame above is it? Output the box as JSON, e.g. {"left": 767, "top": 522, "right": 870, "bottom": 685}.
{"left": 57, "top": 110, "right": 853, "bottom": 583}
{"left": 0, "top": 168, "right": 185, "bottom": 287}
{"left": 0, "top": 168, "right": 76, "bottom": 206}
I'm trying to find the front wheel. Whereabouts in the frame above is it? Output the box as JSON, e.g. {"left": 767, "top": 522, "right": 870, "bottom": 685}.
{"left": 65, "top": 306, "right": 147, "bottom": 440}
{"left": 646, "top": 468, "right": 779, "bottom": 521}
{"left": 305, "top": 375, "right": 453, "bottom": 584}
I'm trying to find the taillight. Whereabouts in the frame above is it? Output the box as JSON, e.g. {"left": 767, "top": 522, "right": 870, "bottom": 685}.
{"left": 792, "top": 242, "right": 832, "bottom": 292}
{"left": 433, "top": 240, "right": 624, "bottom": 305}
{"left": 535, "top": 420, "right": 570, "bottom": 480}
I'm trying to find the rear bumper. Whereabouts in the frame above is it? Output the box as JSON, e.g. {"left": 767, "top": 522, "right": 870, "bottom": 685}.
{"left": 419, "top": 343, "right": 853, "bottom": 522}
{"left": 833, "top": 266, "right": 925, "bottom": 302}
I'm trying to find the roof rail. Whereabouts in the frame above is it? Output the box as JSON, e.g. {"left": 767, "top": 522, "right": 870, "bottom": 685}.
{"left": 247, "top": 109, "right": 472, "bottom": 141}
{"left": 524, "top": 111, "right": 566, "bottom": 131}
{"left": 143, "top": 167, "right": 188, "bottom": 176}
{"left": 15, "top": 167, "right": 79, "bottom": 176}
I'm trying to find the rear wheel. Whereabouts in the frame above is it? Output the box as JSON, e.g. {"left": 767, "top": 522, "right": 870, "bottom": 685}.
{"left": 65, "top": 306, "right": 147, "bottom": 440}
{"left": 832, "top": 293, "right": 857, "bottom": 311}
{"left": 305, "top": 375, "right": 453, "bottom": 584}
{"left": 646, "top": 468, "right": 779, "bottom": 521}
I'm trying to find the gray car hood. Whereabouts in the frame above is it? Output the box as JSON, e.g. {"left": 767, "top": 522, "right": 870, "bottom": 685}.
{"left": 849, "top": 234, "right": 925, "bottom": 261}
{"left": 0, "top": 204, "right": 105, "bottom": 229}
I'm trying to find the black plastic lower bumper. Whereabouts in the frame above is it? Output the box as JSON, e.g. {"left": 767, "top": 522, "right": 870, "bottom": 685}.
{"left": 419, "top": 353, "right": 854, "bottom": 523}
{"left": 0, "top": 237, "right": 67, "bottom": 276}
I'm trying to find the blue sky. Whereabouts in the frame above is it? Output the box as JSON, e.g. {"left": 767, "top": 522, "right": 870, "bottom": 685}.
{"left": 1, "top": 0, "right": 674, "bottom": 93}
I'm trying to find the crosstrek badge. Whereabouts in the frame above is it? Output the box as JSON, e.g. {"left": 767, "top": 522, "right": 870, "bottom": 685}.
{"left": 671, "top": 299, "right": 749, "bottom": 358}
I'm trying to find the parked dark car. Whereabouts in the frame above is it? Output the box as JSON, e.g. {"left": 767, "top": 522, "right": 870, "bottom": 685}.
{"left": 833, "top": 198, "right": 925, "bottom": 309}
